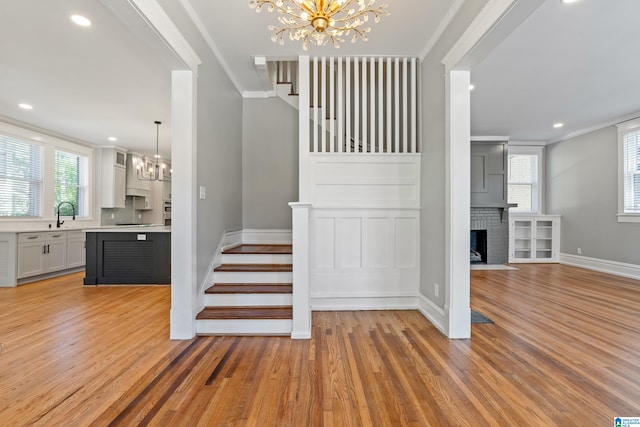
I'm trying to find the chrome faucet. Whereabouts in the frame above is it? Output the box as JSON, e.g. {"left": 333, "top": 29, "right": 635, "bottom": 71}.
{"left": 56, "top": 201, "right": 76, "bottom": 228}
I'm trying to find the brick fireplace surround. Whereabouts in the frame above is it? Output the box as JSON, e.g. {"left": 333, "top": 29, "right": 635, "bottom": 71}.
{"left": 470, "top": 207, "right": 509, "bottom": 264}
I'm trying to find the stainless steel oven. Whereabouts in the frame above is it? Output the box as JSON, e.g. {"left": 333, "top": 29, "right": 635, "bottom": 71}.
{"left": 163, "top": 200, "right": 171, "bottom": 226}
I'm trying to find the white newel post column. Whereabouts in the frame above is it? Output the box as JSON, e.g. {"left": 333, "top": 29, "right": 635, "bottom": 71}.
{"left": 289, "top": 202, "right": 312, "bottom": 339}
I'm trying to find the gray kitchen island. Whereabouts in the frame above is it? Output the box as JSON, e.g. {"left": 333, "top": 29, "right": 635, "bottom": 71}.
{"left": 83, "top": 225, "right": 171, "bottom": 285}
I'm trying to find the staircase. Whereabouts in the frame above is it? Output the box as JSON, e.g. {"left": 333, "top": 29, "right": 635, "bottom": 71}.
{"left": 196, "top": 244, "right": 293, "bottom": 336}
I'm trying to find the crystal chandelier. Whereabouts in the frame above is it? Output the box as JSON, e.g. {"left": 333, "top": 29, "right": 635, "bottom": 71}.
{"left": 136, "top": 121, "right": 170, "bottom": 182}
{"left": 249, "top": 0, "right": 389, "bottom": 50}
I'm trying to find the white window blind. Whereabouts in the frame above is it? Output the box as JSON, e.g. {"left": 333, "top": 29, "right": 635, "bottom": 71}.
{"left": 0, "top": 135, "right": 43, "bottom": 217}
{"left": 622, "top": 127, "right": 640, "bottom": 214}
{"left": 54, "top": 150, "right": 88, "bottom": 217}
{"left": 508, "top": 153, "right": 539, "bottom": 213}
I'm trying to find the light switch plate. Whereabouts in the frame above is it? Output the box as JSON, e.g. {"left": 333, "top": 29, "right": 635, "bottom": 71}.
{"left": 199, "top": 185, "right": 206, "bottom": 200}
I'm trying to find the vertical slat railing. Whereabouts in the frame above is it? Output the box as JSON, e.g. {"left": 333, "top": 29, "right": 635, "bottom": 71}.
{"left": 386, "top": 57, "right": 392, "bottom": 153}
{"left": 321, "top": 57, "right": 326, "bottom": 152}
{"left": 337, "top": 57, "right": 343, "bottom": 153}
{"left": 394, "top": 58, "right": 400, "bottom": 153}
{"left": 411, "top": 58, "right": 417, "bottom": 153}
{"left": 362, "top": 58, "right": 367, "bottom": 152}
{"left": 305, "top": 56, "right": 420, "bottom": 154}
{"left": 403, "top": 57, "right": 408, "bottom": 154}
{"left": 350, "top": 58, "right": 360, "bottom": 152}
{"left": 369, "top": 57, "right": 376, "bottom": 153}
{"left": 313, "top": 57, "right": 318, "bottom": 153}
{"left": 329, "top": 57, "right": 335, "bottom": 153}
{"left": 377, "top": 57, "right": 384, "bottom": 153}
{"left": 345, "top": 58, "right": 351, "bottom": 153}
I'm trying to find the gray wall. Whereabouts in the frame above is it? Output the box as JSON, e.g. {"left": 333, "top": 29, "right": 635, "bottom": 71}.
{"left": 546, "top": 125, "right": 640, "bottom": 265}
{"left": 420, "top": 0, "right": 489, "bottom": 309}
{"left": 158, "top": 1, "right": 243, "bottom": 288}
{"left": 242, "top": 98, "right": 298, "bottom": 229}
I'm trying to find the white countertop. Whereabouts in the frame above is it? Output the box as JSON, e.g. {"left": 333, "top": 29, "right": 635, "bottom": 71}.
{"left": 83, "top": 225, "right": 171, "bottom": 233}
{"left": 0, "top": 224, "right": 170, "bottom": 234}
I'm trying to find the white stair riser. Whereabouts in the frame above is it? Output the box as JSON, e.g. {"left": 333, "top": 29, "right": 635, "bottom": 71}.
{"left": 213, "top": 271, "right": 293, "bottom": 283}
{"left": 196, "top": 319, "right": 292, "bottom": 336}
{"left": 204, "top": 293, "right": 292, "bottom": 307}
{"left": 221, "top": 254, "right": 292, "bottom": 264}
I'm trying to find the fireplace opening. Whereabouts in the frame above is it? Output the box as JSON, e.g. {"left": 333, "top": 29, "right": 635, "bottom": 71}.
{"left": 470, "top": 230, "right": 487, "bottom": 264}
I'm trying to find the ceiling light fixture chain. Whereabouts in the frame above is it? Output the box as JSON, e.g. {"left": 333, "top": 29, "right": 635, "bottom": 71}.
{"left": 137, "top": 120, "right": 171, "bottom": 182}
{"left": 249, "top": 0, "right": 389, "bottom": 50}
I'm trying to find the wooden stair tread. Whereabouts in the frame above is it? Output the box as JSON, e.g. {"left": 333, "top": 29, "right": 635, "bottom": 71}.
{"left": 223, "top": 244, "right": 292, "bottom": 255}
{"left": 206, "top": 283, "right": 292, "bottom": 294}
{"left": 215, "top": 264, "right": 292, "bottom": 272}
{"left": 197, "top": 306, "right": 292, "bottom": 320}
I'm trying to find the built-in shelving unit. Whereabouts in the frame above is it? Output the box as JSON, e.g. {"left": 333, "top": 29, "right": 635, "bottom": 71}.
{"left": 509, "top": 215, "right": 560, "bottom": 263}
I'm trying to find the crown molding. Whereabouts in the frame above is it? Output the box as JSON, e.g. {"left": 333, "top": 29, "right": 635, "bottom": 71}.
{"left": 178, "top": 0, "right": 244, "bottom": 94}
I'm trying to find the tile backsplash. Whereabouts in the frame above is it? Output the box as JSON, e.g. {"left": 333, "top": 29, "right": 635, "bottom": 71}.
{"left": 101, "top": 197, "right": 144, "bottom": 226}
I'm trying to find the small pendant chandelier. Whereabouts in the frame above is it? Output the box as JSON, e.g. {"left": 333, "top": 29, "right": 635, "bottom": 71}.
{"left": 249, "top": 0, "right": 389, "bottom": 51}
{"left": 136, "top": 120, "right": 170, "bottom": 182}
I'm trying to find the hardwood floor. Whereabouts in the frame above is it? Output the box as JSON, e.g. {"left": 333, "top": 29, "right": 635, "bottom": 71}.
{"left": 1, "top": 265, "right": 639, "bottom": 425}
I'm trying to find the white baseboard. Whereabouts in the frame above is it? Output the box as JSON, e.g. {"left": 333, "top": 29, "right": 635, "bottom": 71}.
{"left": 560, "top": 253, "right": 640, "bottom": 281}
{"left": 222, "top": 229, "right": 243, "bottom": 251}
{"left": 241, "top": 229, "right": 292, "bottom": 245}
{"left": 416, "top": 294, "right": 447, "bottom": 336}
{"left": 311, "top": 296, "right": 418, "bottom": 311}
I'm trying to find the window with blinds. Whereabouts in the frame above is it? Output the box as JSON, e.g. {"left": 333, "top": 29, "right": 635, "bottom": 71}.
{"left": 622, "top": 127, "right": 640, "bottom": 214}
{"left": 0, "top": 135, "right": 43, "bottom": 217}
{"left": 508, "top": 153, "right": 539, "bottom": 213}
{"left": 54, "top": 150, "right": 88, "bottom": 217}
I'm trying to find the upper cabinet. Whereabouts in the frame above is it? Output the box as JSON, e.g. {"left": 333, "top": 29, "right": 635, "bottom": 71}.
{"left": 470, "top": 141, "right": 510, "bottom": 208}
{"left": 100, "top": 147, "right": 127, "bottom": 208}
{"left": 126, "top": 152, "right": 151, "bottom": 197}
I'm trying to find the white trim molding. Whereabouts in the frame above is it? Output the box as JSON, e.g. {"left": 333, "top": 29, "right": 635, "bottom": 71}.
{"left": 417, "top": 294, "right": 446, "bottom": 335}
{"left": 177, "top": 0, "right": 242, "bottom": 91}
{"left": 129, "top": 0, "right": 201, "bottom": 71}
{"left": 441, "top": 0, "right": 516, "bottom": 72}
{"left": 560, "top": 253, "right": 640, "bottom": 281}
{"left": 241, "top": 229, "right": 292, "bottom": 245}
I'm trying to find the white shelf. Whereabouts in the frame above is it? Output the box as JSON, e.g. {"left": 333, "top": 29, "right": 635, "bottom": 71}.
{"left": 509, "top": 215, "right": 561, "bottom": 263}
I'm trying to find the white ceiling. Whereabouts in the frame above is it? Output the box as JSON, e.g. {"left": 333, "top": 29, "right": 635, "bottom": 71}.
{"left": 471, "top": 0, "right": 640, "bottom": 142}
{"left": 0, "top": 0, "right": 172, "bottom": 158}
{"left": 1, "top": 0, "right": 638, "bottom": 157}
{"left": 184, "top": 0, "right": 458, "bottom": 93}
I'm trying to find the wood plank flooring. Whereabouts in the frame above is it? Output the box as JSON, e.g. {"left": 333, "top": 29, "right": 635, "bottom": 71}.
{"left": 1, "top": 264, "right": 640, "bottom": 425}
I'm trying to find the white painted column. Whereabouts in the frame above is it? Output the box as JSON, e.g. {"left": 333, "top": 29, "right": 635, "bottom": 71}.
{"left": 445, "top": 70, "right": 471, "bottom": 339}
{"left": 170, "top": 70, "right": 198, "bottom": 339}
{"left": 289, "top": 202, "right": 312, "bottom": 339}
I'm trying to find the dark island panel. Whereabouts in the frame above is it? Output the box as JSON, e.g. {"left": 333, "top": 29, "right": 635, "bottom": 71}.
{"left": 84, "top": 231, "right": 170, "bottom": 285}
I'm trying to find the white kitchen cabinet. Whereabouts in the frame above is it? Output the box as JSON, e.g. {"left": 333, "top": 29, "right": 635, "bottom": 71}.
{"left": 17, "top": 232, "right": 68, "bottom": 278}
{"left": 100, "top": 147, "right": 127, "bottom": 208}
{"left": 509, "top": 215, "right": 561, "bottom": 263}
{"left": 66, "top": 230, "right": 86, "bottom": 268}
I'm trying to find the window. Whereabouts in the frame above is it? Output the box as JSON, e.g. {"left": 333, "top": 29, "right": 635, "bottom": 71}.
{"left": 618, "top": 118, "right": 640, "bottom": 221}
{"left": 54, "top": 150, "right": 88, "bottom": 217}
{"left": 0, "top": 135, "right": 43, "bottom": 217}
{"left": 508, "top": 145, "right": 544, "bottom": 214}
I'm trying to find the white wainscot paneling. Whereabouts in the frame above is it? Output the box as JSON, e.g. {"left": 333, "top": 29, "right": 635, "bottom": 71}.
{"left": 310, "top": 154, "right": 421, "bottom": 208}
{"left": 310, "top": 208, "right": 420, "bottom": 310}
{"left": 313, "top": 217, "right": 335, "bottom": 269}
{"left": 335, "top": 218, "right": 362, "bottom": 268}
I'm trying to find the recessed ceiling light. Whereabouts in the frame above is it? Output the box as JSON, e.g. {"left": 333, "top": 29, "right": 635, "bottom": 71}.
{"left": 18, "top": 103, "right": 33, "bottom": 110}
{"left": 108, "top": 136, "right": 117, "bottom": 142}
{"left": 553, "top": 122, "right": 564, "bottom": 128}
{"left": 71, "top": 15, "right": 92, "bottom": 27}
{"left": 562, "top": 0, "right": 579, "bottom": 3}
{"left": 469, "top": 84, "right": 475, "bottom": 91}
{"left": 154, "top": 154, "right": 161, "bottom": 158}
